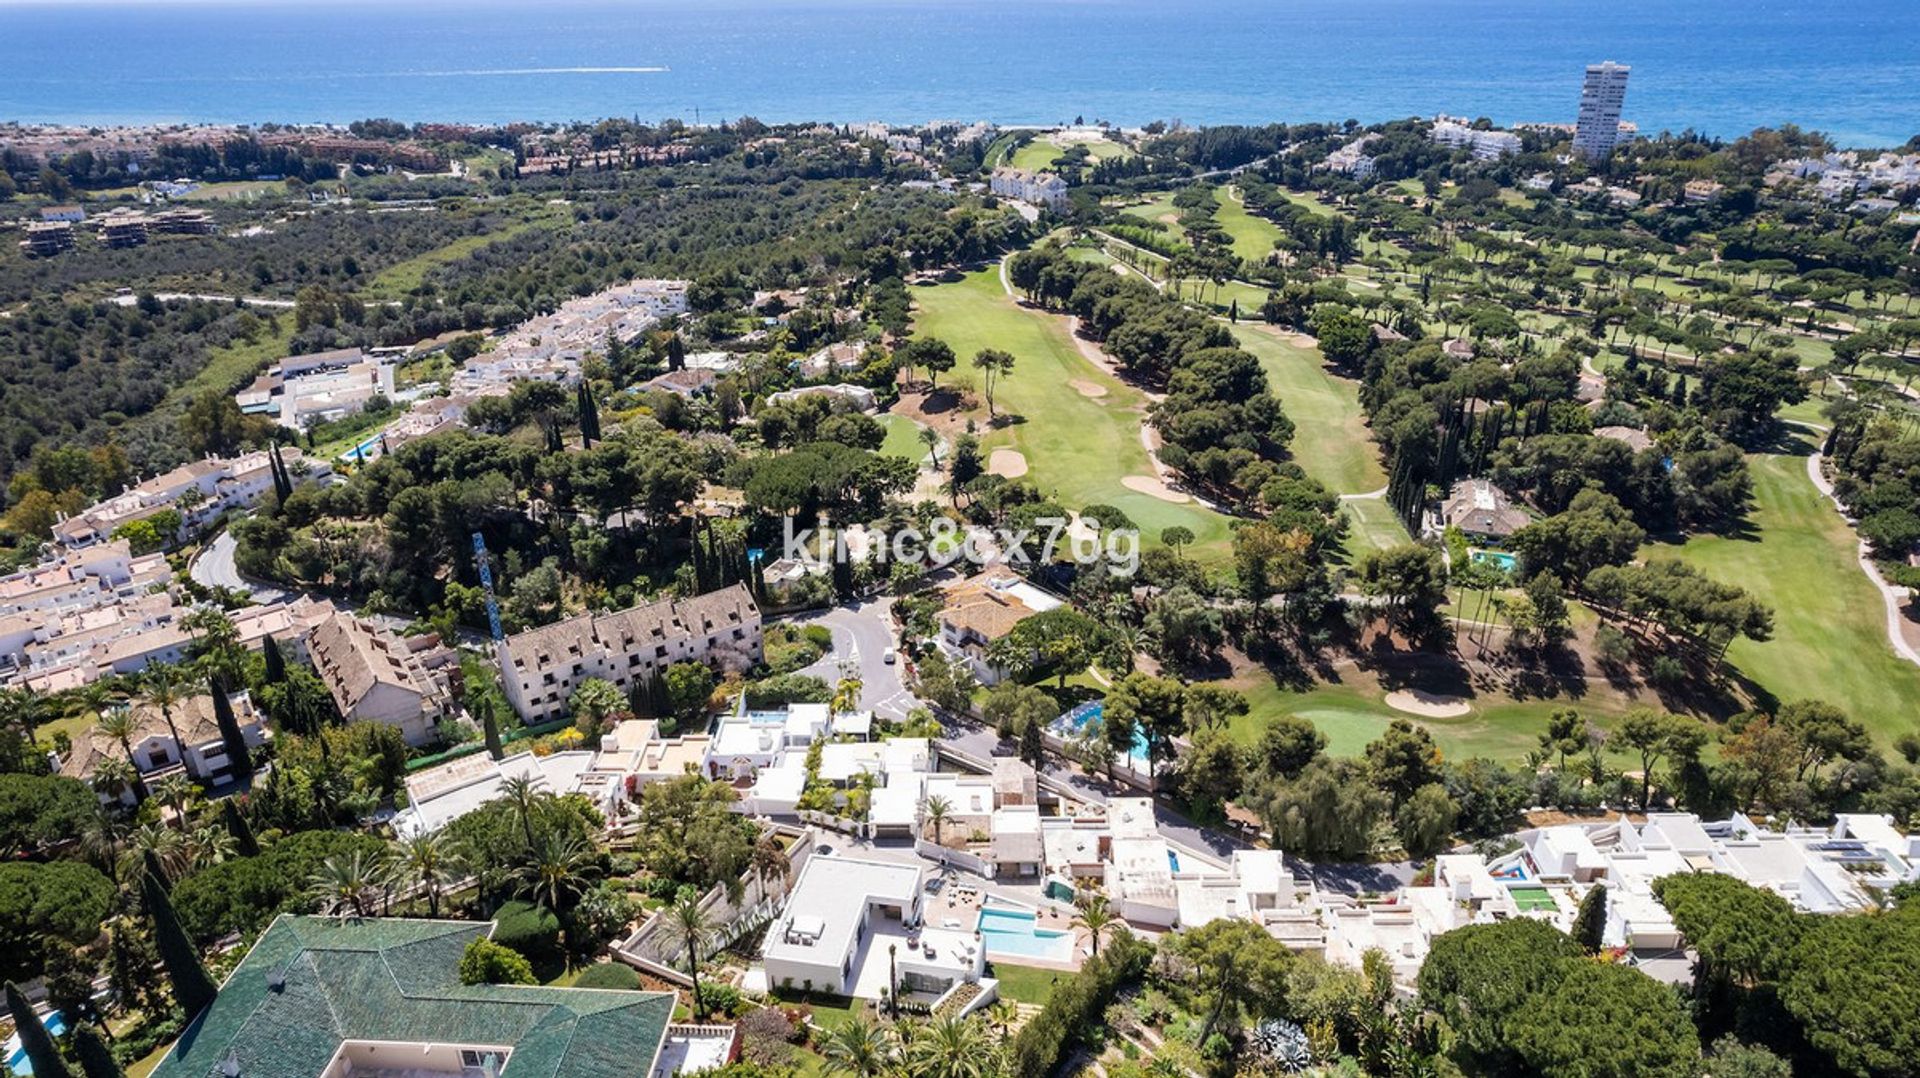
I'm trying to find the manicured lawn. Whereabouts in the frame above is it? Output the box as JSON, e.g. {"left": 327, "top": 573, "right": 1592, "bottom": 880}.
{"left": 1660, "top": 443, "right": 1920, "bottom": 746}
{"left": 1229, "top": 324, "right": 1386, "bottom": 495}
{"left": 1119, "top": 193, "right": 1181, "bottom": 228}
{"left": 989, "top": 962, "right": 1066, "bottom": 1006}
{"left": 878, "top": 412, "right": 933, "bottom": 465}
{"left": 1338, "top": 496, "right": 1410, "bottom": 561}
{"left": 1009, "top": 137, "right": 1129, "bottom": 172}
{"left": 910, "top": 266, "right": 1235, "bottom": 563}
{"left": 1214, "top": 187, "right": 1284, "bottom": 264}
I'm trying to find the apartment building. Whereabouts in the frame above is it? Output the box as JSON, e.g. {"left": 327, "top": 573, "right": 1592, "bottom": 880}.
{"left": 1573, "top": 61, "right": 1631, "bottom": 162}
{"left": 1429, "top": 119, "right": 1522, "bottom": 160}
{"left": 20, "top": 220, "right": 74, "bottom": 257}
{"left": 988, "top": 167, "right": 1071, "bottom": 211}
{"left": 498, "top": 584, "right": 761, "bottom": 724}
{"left": 308, "top": 610, "right": 459, "bottom": 746}
{"left": 52, "top": 447, "right": 331, "bottom": 550}
{"left": 1323, "top": 135, "right": 1380, "bottom": 180}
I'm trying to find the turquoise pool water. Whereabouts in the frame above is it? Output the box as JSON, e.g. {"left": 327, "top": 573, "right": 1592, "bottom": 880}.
{"left": 1050, "top": 700, "right": 1149, "bottom": 764}
{"left": 977, "top": 906, "right": 1076, "bottom": 962}
{"left": 6, "top": 1010, "right": 67, "bottom": 1075}
{"left": 1470, "top": 549, "right": 1519, "bottom": 573}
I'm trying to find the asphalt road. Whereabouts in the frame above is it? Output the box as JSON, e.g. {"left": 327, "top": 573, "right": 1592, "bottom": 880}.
{"left": 783, "top": 598, "right": 920, "bottom": 721}
{"left": 190, "top": 529, "right": 288, "bottom": 604}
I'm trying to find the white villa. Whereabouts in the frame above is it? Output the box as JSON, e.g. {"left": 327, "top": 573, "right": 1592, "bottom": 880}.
{"left": 760, "top": 855, "right": 985, "bottom": 1001}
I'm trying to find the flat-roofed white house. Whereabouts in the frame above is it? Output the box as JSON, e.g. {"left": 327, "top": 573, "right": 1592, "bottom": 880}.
{"left": 760, "top": 855, "right": 984, "bottom": 1000}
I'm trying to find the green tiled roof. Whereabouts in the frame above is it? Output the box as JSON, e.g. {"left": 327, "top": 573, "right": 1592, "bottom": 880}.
{"left": 150, "top": 916, "right": 674, "bottom": 1078}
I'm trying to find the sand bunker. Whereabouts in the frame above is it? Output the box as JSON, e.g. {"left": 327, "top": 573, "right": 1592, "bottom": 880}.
{"left": 988, "top": 448, "right": 1029, "bottom": 478}
{"left": 1121, "top": 474, "right": 1190, "bottom": 503}
{"left": 1069, "top": 379, "right": 1109, "bottom": 398}
{"left": 1385, "top": 689, "right": 1472, "bottom": 718}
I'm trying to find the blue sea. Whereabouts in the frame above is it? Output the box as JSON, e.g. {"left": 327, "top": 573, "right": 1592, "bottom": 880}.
{"left": 1, "top": 0, "right": 1917, "bottom": 146}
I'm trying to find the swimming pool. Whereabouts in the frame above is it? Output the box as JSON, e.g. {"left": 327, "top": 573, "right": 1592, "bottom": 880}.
{"left": 1470, "top": 549, "right": 1519, "bottom": 573}
{"left": 5, "top": 1010, "right": 67, "bottom": 1076}
{"left": 977, "top": 905, "right": 1076, "bottom": 963}
{"left": 1050, "top": 700, "right": 1150, "bottom": 765}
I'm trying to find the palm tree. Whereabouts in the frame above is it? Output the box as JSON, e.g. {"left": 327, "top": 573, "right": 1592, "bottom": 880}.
{"left": 748, "top": 832, "right": 791, "bottom": 900}
{"left": 0, "top": 686, "right": 53, "bottom": 745}
{"left": 984, "top": 1000, "right": 1018, "bottom": 1040}
{"left": 125, "top": 821, "right": 186, "bottom": 881}
{"left": 79, "top": 807, "right": 127, "bottom": 883}
{"left": 89, "top": 754, "right": 141, "bottom": 808}
{"left": 903, "top": 1014, "right": 998, "bottom": 1078}
{"left": 499, "top": 774, "right": 549, "bottom": 849}
{"left": 831, "top": 677, "right": 862, "bottom": 715}
{"left": 391, "top": 831, "right": 452, "bottom": 918}
{"left": 818, "top": 1016, "right": 895, "bottom": 1076}
{"left": 183, "top": 825, "right": 235, "bottom": 870}
{"left": 511, "top": 831, "right": 600, "bottom": 913}
{"left": 309, "top": 850, "right": 386, "bottom": 917}
{"left": 138, "top": 664, "right": 192, "bottom": 753}
{"left": 1072, "top": 893, "right": 1117, "bottom": 958}
{"left": 659, "top": 890, "right": 716, "bottom": 1019}
{"left": 152, "top": 773, "right": 196, "bottom": 829}
{"left": 921, "top": 794, "right": 953, "bottom": 848}
{"left": 918, "top": 426, "right": 940, "bottom": 468}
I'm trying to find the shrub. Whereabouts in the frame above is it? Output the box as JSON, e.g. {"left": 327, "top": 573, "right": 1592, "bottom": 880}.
{"left": 459, "top": 938, "right": 536, "bottom": 986}
{"left": 492, "top": 899, "right": 562, "bottom": 964}
{"left": 1009, "top": 931, "right": 1155, "bottom": 1077}
{"left": 572, "top": 963, "right": 641, "bottom": 990}
{"left": 695, "top": 981, "right": 744, "bottom": 1016}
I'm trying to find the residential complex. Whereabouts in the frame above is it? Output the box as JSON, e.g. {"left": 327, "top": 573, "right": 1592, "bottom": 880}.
{"left": 308, "top": 610, "right": 460, "bottom": 746}
{"left": 236, "top": 347, "right": 398, "bottom": 431}
{"left": 1428, "top": 118, "right": 1522, "bottom": 160}
{"left": 498, "top": 584, "right": 762, "bottom": 724}
{"left": 0, "top": 538, "right": 332, "bottom": 693}
{"left": 1573, "top": 61, "right": 1631, "bottom": 162}
{"left": 1323, "top": 134, "right": 1380, "bottom": 179}
{"left": 449, "top": 278, "right": 689, "bottom": 396}
{"left": 988, "top": 167, "right": 1070, "bottom": 211}
{"left": 52, "top": 447, "right": 331, "bottom": 550}
{"left": 148, "top": 916, "right": 677, "bottom": 1078}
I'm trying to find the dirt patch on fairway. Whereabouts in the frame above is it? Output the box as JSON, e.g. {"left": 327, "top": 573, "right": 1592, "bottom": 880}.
{"left": 1069, "top": 378, "right": 1109, "bottom": 398}
{"left": 1122, "top": 474, "right": 1190, "bottom": 503}
{"left": 989, "top": 448, "right": 1029, "bottom": 478}
{"left": 1385, "top": 689, "right": 1472, "bottom": 718}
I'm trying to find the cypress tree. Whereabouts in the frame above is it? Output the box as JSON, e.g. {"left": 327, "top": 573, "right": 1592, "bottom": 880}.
{"left": 221, "top": 798, "right": 260, "bottom": 858}
{"left": 667, "top": 334, "right": 686, "bottom": 372}
{"left": 73, "top": 1023, "right": 124, "bottom": 1078}
{"left": 143, "top": 848, "right": 171, "bottom": 894}
{"left": 480, "top": 697, "right": 504, "bottom": 761}
{"left": 209, "top": 679, "right": 253, "bottom": 777}
{"left": 261, "top": 633, "right": 288, "bottom": 685}
{"left": 4, "top": 981, "right": 72, "bottom": 1078}
{"left": 143, "top": 863, "right": 218, "bottom": 1020}
{"left": 1573, "top": 883, "right": 1608, "bottom": 954}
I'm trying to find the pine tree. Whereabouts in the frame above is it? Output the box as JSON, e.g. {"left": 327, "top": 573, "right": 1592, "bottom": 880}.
{"left": 1573, "top": 883, "right": 1607, "bottom": 953}
{"left": 73, "top": 1023, "right": 125, "bottom": 1078}
{"left": 480, "top": 697, "right": 504, "bottom": 761}
{"left": 143, "top": 863, "right": 218, "bottom": 1020}
{"left": 209, "top": 678, "right": 253, "bottom": 777}
{"left": 261, "top": 633, "right": 288, "bottom": 685}
{"left": 221, "top": 798, "right": 260, "bottom": 858}
{"left": 5, "top": 981, "right": 73, "bottom": 1078}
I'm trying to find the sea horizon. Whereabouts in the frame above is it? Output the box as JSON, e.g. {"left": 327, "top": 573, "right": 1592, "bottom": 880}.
{"left": 1, "top": 0, "right": 1918, "bottom": 146}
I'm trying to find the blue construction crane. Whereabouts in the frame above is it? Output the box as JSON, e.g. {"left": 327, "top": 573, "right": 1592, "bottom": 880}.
{"left": 472, "top": 532, "right": 504, "bottom": 643}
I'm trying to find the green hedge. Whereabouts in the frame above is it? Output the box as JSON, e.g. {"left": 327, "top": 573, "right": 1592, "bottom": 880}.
{"left": 572, "top": 963, "right": 641, "bottom": 990}
{"left": 1008, "top": 931, "right": 1154, "bottom": 1076}
{"left": 492, "top": 899, "right": 561, "bottom": 964}
{"left": 406, "top": 716, "right": 571, "bottom": 772}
